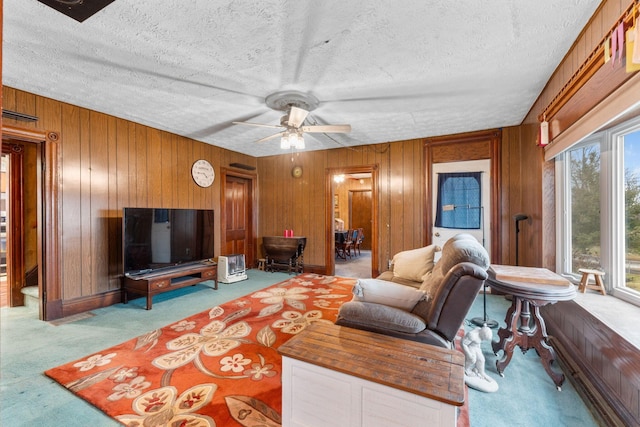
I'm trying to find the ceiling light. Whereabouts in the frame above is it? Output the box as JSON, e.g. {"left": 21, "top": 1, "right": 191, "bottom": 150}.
{"left": 281, "top": 131, "right": 305, "bottom": 150}
{"left": 280, "top": 133, "right": 291, "bottom": 149}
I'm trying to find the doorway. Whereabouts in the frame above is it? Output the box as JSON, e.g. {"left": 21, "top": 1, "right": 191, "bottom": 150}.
{"left": 1, "top": 139, "right": 31, "bottom": 310}
{"left": 1, "top": 126, "right": 59, "bottom": 320}
{"left": 326, "top": 165, "right": 379, "bottom": 278}
{"left": 0, "top": 153, "right": 8, "bottom": 307}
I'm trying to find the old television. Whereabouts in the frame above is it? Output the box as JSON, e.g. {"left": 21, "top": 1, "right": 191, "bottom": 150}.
{"left": 123, "top": 207, "right": 215, "bottom": 276}
{"left": 218, "top": 254, "right": 247, "bottom": 283}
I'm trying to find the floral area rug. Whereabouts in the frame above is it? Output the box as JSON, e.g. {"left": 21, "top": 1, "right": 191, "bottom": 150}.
{"left": 45, "top": 273, "right": 356, "bottom": 426}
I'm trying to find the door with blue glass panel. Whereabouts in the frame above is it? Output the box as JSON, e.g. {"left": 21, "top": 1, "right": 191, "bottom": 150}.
{"left": 431, "top": 160, "right": 491, "bottom": 259}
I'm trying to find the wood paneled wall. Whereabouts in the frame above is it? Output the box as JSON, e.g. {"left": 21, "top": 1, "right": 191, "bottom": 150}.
{"left": 499, "top": 125, "right": 547, "bottom": 267}
{"left": 258, "top": 128, "right": 545, "bottom": 273}
{"left": 257, "top": 139, "right": 425, "bottom": 273}
{"left": 513, "top": 0, "right": 635, "bottom": 269}
{"left": 3, "top": 87, "right": 257, "bottom": 306}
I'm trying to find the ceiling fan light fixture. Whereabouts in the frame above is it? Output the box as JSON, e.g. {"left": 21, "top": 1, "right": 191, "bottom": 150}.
{"left": 293, "top": 132, "right": 305, "bottom": 149}
{"left": 280, "top": 133, "right": 291, "bottom": 149}
{"left": 281, "top": 131, "right": 305, "bottom": 150}
{"left": 236, "top": 90, "right": 349, "bottom": 148}
{"left": 266, "top": 91, "right": 319, "bottom": 112}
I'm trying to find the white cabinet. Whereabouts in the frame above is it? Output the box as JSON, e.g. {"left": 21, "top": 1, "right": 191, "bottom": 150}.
{"left": 278, "top": 323, "right": 464, "bottom": 427}
{"left": 281, "top": 357, "right": 458, "bottom": 427}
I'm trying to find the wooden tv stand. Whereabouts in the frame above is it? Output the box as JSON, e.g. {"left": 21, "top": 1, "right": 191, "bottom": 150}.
{"left": 122, "top": 262, "right": 217, "bottom": 310}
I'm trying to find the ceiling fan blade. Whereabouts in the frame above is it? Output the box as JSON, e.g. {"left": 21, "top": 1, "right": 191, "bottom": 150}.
{"left": 301, "top": 124, "right": 351, "bottom": 134}
{"left": 189, "top": 109, "right": 270, "bottom": 139}
{"left": 287, "top": 106, "right": 309, "bottom": 128}
{"left": 232, "top": 121, "right": 284, "bottom": 130}
{"left": 256, "top": 131, "right": 285, "bottom": 143}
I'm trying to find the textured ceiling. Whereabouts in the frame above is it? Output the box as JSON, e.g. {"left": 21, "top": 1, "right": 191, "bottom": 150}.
{"left": 3, "top": 0, "right": 601, "bottom": 157}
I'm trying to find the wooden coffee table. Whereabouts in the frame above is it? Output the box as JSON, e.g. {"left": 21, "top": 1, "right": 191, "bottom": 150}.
{"left": 487, "top": 265, "right": 576, "bottom": 390}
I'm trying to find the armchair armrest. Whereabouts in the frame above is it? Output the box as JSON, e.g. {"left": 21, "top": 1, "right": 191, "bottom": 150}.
{"left": 336, "top": 301, "right": 426, "bottom": 334}
{"left": 417, "top": 262, "right": 487, "bottom": 342}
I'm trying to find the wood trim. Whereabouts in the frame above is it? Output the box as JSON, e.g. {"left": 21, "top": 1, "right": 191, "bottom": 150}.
{"left": 60, "top": 289, "right": 123, "bottom": 317}
{"left": 219, "top": 167, "right": 258, "bottom": 268}
{"left": 544, "top": 72, "right": 640, "bottom": 160}
{"left": 539, "top": 2, "right": 638, "bottom": 123}
{"left": 2, "top": 125, "right": 47, "bottom": 143}
{"left": 325, "top": 165, "right": 380, "bottom": 277}
{"left": 42, "top": 131, "right": 62, "bottom": 320}
{"left": 302, "top": 264, "right": 326, "bottom": 275}
{"left": 424, "top": 130, "right": 502, "bottom": 262}
{"left": 1, "top": 125, "right": 62, "bottom": 320}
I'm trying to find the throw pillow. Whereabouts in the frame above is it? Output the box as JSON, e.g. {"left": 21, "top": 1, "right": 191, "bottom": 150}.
{"left": 352, "top": 278, "right": 426, "bottom": 311}
{"left": 392, "top": 244, "right": 441, "bottom": 282}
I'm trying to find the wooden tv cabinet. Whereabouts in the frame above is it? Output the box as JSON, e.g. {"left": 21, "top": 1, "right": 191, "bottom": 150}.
{"left": 122, "top": 262, "right": 217, "bottom": 310}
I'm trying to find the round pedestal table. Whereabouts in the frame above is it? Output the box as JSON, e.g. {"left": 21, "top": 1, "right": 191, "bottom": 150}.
{"left": 487, "top": 265, "right": 576, "bottom": 390}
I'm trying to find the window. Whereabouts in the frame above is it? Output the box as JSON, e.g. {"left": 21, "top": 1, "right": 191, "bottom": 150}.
{"left": 557, "top": 115, "right": 640, "bottom": 307}
{"left": 434, "top": 172, "right": 482, "bottom": 229}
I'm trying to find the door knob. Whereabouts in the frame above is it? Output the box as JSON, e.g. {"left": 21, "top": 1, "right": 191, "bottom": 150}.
{"left": 434, "top": 232, "right": 440, "bottom": 237}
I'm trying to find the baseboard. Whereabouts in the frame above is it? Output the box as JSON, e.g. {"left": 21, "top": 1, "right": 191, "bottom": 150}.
{"left": 44, "top": 299, "right": 63, "bottom": 321}
{"left": 59, "top": 289, "right": 122, "bottom": 319}
{"left": 303, "top": 264, "right": 326, "bottom": 275}
{"left": 49, "top": 266, "right": 330, "bottom": 320}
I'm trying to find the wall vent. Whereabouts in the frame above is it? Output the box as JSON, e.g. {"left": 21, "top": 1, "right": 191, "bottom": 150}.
{"left": 2, "top": 110, "right": 38, "bottom": 122}
{"left": 230, "top": 163, "right": 256, "bottom": 171}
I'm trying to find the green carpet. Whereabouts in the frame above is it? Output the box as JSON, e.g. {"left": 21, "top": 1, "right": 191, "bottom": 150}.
{"left": 0, "top": 270, "right": 599, "bottom": 426}
{"left": 465, "top": 293, "right": 599, "bottom": 427}
{"left": 1, "top": 270, "right": 291, "bottom": 426}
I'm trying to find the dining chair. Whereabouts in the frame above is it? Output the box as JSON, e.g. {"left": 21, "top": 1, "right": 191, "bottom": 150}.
{"left": 354, "top": 228, "right": 364, "bottom": 256}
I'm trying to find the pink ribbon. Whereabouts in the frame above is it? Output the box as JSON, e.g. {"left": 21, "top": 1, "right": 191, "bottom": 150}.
{"left": 611, "top": 22, "right": 625, "bottom": 67}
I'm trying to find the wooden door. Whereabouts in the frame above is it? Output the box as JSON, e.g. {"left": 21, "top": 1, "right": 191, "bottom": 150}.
{"left": 1, "top": 143, "right": 24, "bottom": 307}
{"left": 350, "top": 190, "right": 372, "bottom": 250}
{"left": 222, "top": 173, "right": 254, "bottom": 267}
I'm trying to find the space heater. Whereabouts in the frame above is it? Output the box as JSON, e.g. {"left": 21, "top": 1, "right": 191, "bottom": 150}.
{"left": 217, "top": 254, "right": 248, "bottom": 283}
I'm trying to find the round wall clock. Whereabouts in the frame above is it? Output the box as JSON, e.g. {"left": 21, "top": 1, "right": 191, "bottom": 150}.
{"left": 292, "top": 165, "right": 303, "bottom": 178}
{"left": 192, "top": 159, "right": 215, "bottom": 187}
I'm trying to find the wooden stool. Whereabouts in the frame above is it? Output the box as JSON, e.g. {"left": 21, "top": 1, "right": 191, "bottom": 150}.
{"left": 578, "top": 268, "right": 606, "bottom": 295}
{"left": 257, "top": 258, "right": 266, "bottom": 271}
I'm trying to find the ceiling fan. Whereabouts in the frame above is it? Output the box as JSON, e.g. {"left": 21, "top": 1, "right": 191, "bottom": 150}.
{"left": 232, "top": 91, "right": 351, "bottom": 149}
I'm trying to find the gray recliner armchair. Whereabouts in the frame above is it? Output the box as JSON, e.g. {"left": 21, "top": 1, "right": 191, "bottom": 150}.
{"left": 336, "top": 234, "right": 490, "bottom": 349}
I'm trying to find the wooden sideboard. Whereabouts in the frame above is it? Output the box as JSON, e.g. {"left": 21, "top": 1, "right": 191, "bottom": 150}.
{"left": 278, "top": 323, "right": 464, "bottom": 426}
{"left": 122, "top": 262, "right": 217, "bottom": 310}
